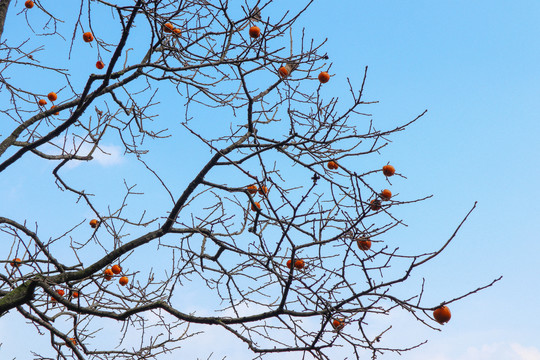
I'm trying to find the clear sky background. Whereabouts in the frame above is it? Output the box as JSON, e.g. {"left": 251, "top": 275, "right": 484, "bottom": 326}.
{"left": 1, "top": 0, "right": 540, "bottom": 359}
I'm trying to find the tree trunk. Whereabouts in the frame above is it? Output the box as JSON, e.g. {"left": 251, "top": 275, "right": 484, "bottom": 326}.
{"left": 0, "top": 0, "right": 11, "bottom": 41}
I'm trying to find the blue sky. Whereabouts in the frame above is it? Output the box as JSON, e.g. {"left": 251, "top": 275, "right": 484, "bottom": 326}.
{"left": 1, "top": 0, "right": 540, "bottom": 359}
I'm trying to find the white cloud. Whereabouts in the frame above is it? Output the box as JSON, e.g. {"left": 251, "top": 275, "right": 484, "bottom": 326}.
{"left": 91, "top": 143, "right": 124, "bottom": 167}
{"left": 511, "top": 343, "right": 540, "bottom": 360}
{"left": 46, "top": 136, "right": 125, "bottom": 168}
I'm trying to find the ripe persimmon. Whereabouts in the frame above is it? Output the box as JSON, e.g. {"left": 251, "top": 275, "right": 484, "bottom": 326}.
{"left": 82, "top": 32, "right": 94, "bottom": 43}
{"left": 111, "top": 264, "right": 122, "bottom": 274}
{"left": 247, "top": 185, "right": 257, "bottom": 194}
{"left": 119, "top": 276, "right": 129, "bottom": 286}
{"left": 318, "top": 71, "right": 330, "bottom": 84}
{"left": 380, "top": 189, "right": 392, "bottom": 200}
{"left": 96, "top": 60, "right": 105, "bottom": 69}
{"left": 89, "top": 219, "right": 99, "bottom": 228}
{"left": 249, "top": 26, "right": 261, "bottom": 38}
{"left": 72, "top": 291, "right": 79, "bottom": 298}
{"left": 104, "top": 268, "right": 114, "bottom": 281}
{"left": 251, "top": 202, "right": 261, "bottom": 211}
{"left": 173, "top": 28, "right": 181, "bottom": 36}
{"left": 24, "top": 0, "right": 34, "bottom": 9}
{"left": 258, "top": 185, "right": 268, "bottom": 196}
{"left": 10, "top": 258, "right": 22, "bottom": 267}
{"left": 327, "top": 160, "right": 338, "bottom": 170}
{"left": 56, "top": 289, "right": 65, "bottom": 296}
{"left": 370, "top": 199, "right": 382, "bottom": 211}
{"left": 382, "top": 164, "right": 395, "bottom": 177}
{"left": 357, "top": 238, "right": 371, "bottom": 251}
{"left": 433, "top": 305, "right": 451, "bottom": 324}
{"left": 332, "top": 318, "right": 345, "bottom": 330}
{"left": 50, "top": 105, "right": 59, "bottom": 115}
{"left": 69, "top": 338, "right": 77, "bottom": 346}
{"left": 163, "top": 23, "right": 174, "bottom": 33}
{"left": 38, "top": 99, "right": 47, "bottom": 106}
{"left": 286, "top": 259, "right": 305, "bottom": 270}
{"left": 47, "top": 92, "right": 57, "bottom": 101}
{"left": 278, "top": 66, "right": 289, "bottom": 78}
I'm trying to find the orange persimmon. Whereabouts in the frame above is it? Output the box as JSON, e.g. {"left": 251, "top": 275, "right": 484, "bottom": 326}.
{"left": 433, "top": 306, "right": 451, "bottom": 324}
{"left": 119, "top": 276, "right": 129, "bottom": 286}
{"left": 10, "top": 258, "right": 22, "bottom": 267}
{"left": 82, "top": 32, "right": 94, "bottom": 43}
{"left": 278, "top": 66, "right": 289, "bottom": 78}
{"left": 286, "top": 259, "right": 305, "bottom": 270}
{"left": 249, "top": 26, "right": 261, "bottom": 38}
{"left": 332, "top": 318, "right": 345, "bottom": 330}
{"left": 380, "top": 189, "right": 392, "bottom": 200}
{"left": 318, "top": 71, "right": 330, "bottom": 84}
{"left": 382, "top": 164, "right": 395, "bottom": 177}
{"left": 111, "top": 264, "right": 122, "bottom": 275}
{"left": 104, "top": 268, "right": 114, "bottom": 281}
{"left": 327, "top": 161, "right": 338, "bottom": 170}
{"left": 357, "top": 238, "right": 371, "bottom": 251}
{"left": 163, "top": 23, "right": 174, "bottom": 33}
{"left": 251, "top": 202, "right": 261, "bottom": 211}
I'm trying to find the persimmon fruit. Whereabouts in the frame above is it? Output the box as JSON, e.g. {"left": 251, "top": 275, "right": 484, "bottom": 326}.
{"left": 89, "top": 219, "right": 98, "bottom": 228}
{"left": 357, "top": 238, "right": 371, "bottom": 251}
{"left": 38, "top": 99, "right": 47, "bottom": 106}
{"left": 56, "top": 289, "right": 65, "bottom": 296}
{"left": 332, "top": 318, "right": 345, "bottom": 330}
{"left": 69, "top": 338, "right": 77, "bottom": 346}
{"left": 247, "top": 185, "right": 257, "bottom": 194}
{"left": 163, "top": 23, "right": 174, "bottom": 33}
{"left": 50, "top": 105, "right": 59, "bottom": 115}
{"left": 47, "top": 92, "right": 57, "bottom": 101}
{"left": 111, "top": 264, "right": 122, "bottom": 274}
{"left": 258, "top": 185, "right": 268, "bottom": 196}
{"left": 286, "top": 259, "right": 305, "bottom": 270}
{"left": 173, "top": 28, "right": 181, "bottom": 36}
{"left": 382, "top": 164, "right": 395, "bottom": 177}
{"left": 72, "top": 291, "right": 79, "bottom": 298}
{"left": 104, "top": 268, "right": 114, "bottom": 281}
{"left": 251, "top": 202, "right": 261, "bottom": 211}
{"left": 370, "top": 199, "right": 382, "bottom": 211}
{"left": 327, "top": 161, "right": 338, "bottom": 170}
{"left": 278, "top": 66, "right": 289, "bottom": 78}
{"left": 83, "top": 32, "right": 94, "bottom": 43}
{"left": 380, "top": 189, "right": 392, "bottom": 200}
{"left": 318, "top": 71, "right": 330, "bottom": 83}
{"left": 96, "top": 60, "right": 105, "bottom": 69}
{"left": 10, "top": 258, "right": 22, "bottom": 267}
{"left": 249, "top": 26, "right": 261, "bottom": 38}
{"left": 25, "top": 0, "right": 34, "bottom": 9}
{"left": 433, "top": 305, "right": 451, "bottom": 324}
{"left": 119, "top": 276, "right": 129, "bottom": 286}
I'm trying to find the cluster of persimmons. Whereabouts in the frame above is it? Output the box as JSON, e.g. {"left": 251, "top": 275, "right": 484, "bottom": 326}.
{"left": 242, "top": 161, "right": 452, "bottom": 329}
{"left": 17, "top": 5, "right": 451, "bottom": 340}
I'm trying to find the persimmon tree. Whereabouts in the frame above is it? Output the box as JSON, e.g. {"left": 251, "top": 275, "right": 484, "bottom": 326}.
{"left": 0, "top": 1, "right": 500, "bottom": 359}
